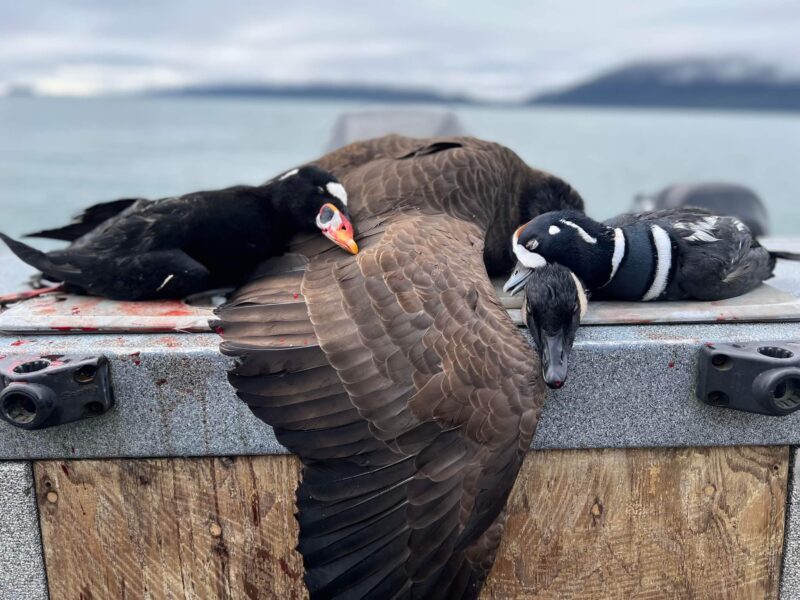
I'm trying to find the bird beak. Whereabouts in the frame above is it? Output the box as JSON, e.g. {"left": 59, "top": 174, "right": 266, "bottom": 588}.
{"left": 319, "top": 204, "right": 359, "bottom": 254}
{"left": 540, "top": 331, "right": 569, "bottom": 389}
{"left": 503, "top": 261, "right": 532, "bottom": 295}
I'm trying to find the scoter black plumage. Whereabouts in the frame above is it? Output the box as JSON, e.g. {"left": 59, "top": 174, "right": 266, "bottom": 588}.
{"left": 0, "top": 166, "right": 357, "bottom": 300}
{"left": 215, "top": 135, "right": 584, "bottom": 598}
{"left": 508, "top": 207, "right": 777, "bottom": 301}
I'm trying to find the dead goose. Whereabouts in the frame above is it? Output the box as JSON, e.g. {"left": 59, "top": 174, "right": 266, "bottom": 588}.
{"left": 0, "top": 166, "right": 357, "bottom": 301}
{"left": 215, "top": 135, "right": 584, "bottom": 598}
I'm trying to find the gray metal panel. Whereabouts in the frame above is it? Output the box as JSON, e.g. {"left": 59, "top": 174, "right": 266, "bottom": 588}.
{"left": 0, "top": 462, "right": 48, "bottom": 600}
{"left": 2, "top": 319, "right": 800, "bottom": 458}
{"left": 781, "top": 449, "right": 800, "bottom": 600}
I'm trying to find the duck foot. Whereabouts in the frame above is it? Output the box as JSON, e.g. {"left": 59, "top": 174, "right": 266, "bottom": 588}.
{"left": 0, "top": 284, "right": 65, "bottom": 306}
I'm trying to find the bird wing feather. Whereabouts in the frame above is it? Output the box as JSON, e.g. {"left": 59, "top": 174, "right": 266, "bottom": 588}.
{"left": 216, "top": 212, "right": 541, "bottom": 599}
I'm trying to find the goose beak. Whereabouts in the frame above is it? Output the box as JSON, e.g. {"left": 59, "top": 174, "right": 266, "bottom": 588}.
{"left": 318, "top": 204, "right": 359, "bottom": 254}
{"left": 541, "top": 332, "right": 569, "bottom": 389}
{"left": 503, "top": 261, "right": 532, "bottom": 295}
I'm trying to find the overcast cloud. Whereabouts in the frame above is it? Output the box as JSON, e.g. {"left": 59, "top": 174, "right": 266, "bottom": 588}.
{"left": 1, "top": 1, "right": 799, "bottom": 100}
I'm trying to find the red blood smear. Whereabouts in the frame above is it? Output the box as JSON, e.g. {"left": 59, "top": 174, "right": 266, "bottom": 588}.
{"left": 293, "top": 293, "right": 299, "bottom": 300}
{"left": 10, "top": 340, "right": 26, "bottom": 346}
{"left": 155, "top": 378, "right": 167, "bottom": 386}
{"left": 668, "top": 361, "right": 675, "bottom": 368}
{"left": 160, "top": 309, "right": 191, "bottom": 316}
{"left": 215, "top": 327, "right": 225, "bottom": 335}
{"left": 130, "top": 351, "right": 142, "bottom": 366}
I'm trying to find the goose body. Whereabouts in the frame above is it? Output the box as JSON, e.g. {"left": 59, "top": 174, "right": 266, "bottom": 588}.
{"left": 0, "top": 166, "right": 357, "bottom": 300}
{"left": 510, "top": 207, "right": 776, "bottom": 302}
{"left": 216, "top": 135, "right": 584, "bottom": 598}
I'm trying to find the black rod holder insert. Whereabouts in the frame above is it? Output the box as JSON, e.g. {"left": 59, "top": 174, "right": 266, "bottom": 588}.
{"left": 697, "top": 342, "right": 800, "bottom": 416}
{"left": 0, "top": 354, "right": 113, "bottom": 430}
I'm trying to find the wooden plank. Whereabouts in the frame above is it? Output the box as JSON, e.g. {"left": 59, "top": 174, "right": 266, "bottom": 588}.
{"left": 35, "top": 447, "right": 788, "bottom": 600}
{"left": 35, "top": 456, "right": 305, "bottom": 600}
{"left": 483, "top": 446, "right": 789, "bottom": 600}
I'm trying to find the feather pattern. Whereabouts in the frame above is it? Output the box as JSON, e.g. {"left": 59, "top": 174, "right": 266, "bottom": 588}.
{"left": 217, "top": 135, "right": 582, "bottom": 598}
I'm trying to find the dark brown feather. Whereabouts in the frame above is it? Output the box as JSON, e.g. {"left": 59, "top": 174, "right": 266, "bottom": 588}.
{"left": 216, "top": 135, "right": 581, "bottom": 598}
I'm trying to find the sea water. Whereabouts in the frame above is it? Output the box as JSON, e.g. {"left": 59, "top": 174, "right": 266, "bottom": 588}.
{"left": 1, "top": 96, "right": 798, "bottom": 238}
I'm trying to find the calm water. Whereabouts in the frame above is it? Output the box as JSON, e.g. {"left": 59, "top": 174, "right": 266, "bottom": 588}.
{"left": 1, "top": 97, "right": 798, "bottom": 239}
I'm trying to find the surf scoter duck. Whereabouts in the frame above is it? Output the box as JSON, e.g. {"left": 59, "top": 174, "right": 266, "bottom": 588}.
{"left": 0, "top": 166, "right": 357, "bottom": 300}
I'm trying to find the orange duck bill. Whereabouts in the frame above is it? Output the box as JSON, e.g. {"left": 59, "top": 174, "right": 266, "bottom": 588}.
{"left": 317, "top": 203, "right": 359, "bottom": 254}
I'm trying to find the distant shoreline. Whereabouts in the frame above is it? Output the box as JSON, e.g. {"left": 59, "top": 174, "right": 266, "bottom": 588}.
{"left": 6, "top": 58, "right": 800, "bottom": 113}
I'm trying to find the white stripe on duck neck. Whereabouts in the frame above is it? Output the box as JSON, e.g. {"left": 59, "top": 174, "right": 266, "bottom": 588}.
{"left": 560, "top": 219, "right": 597, "bottom": 244}
{"left": 602, "top": 228, "right": 626, "bottom": 287}
{"left": 642, "top": 225, "right": 672, "bottom": 301}
{"left": 570, "top": 271, "right": 588, "bottom": 317}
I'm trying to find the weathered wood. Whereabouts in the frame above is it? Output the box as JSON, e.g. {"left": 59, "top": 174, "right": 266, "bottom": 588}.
{"left": 35, "top": 447, "right": 788, "bottom": 599}
{"left": 483, "top": 446, "right": 788, "bottom": 600}
{"left": 35, "top": 456, "right": 306, "bottom": 600}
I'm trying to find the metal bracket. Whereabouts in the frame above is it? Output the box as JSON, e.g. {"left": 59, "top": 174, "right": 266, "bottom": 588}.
{"left": 697, "top": 342, "right": 800, "bottom": 416}
{"left": 0, "top": 354, "right": 113, "bottom": 429}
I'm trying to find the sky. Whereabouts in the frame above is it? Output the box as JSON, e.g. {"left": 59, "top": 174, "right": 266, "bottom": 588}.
{"left": 1, "top": 0, "right": 799, "bottom": 101}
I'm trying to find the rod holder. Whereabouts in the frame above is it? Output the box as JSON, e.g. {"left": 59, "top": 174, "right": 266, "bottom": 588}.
{"left": 0, "top": 354, "right": 113, "bottom": 430}
{"left": 697, "top": 342, "right": 800, "bottom": 416}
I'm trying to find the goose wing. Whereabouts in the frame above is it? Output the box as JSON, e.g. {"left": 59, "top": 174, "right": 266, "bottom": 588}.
{"left": 216, "top": 212, "right": 542, "bottom": 599}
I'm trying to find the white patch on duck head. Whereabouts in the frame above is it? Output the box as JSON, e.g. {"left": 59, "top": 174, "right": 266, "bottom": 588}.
{"left": 559, "top": 219, "right": 597, "bottom": 244}
{"left": 511, "top": 224, "right": 545, "bottom": 269}
{"left": 326, "top": 182, "right": 348, "bottom": 206}
{"left": 569, "top": 271, "right": 588, "bottom": 318}
{"left": 278, "top": 168, "right": 299, "bottom": 181}
{"left": 548, "top": 225, "right": 561, "bottom": 235}
{"left": 513, "top": 242, "right": 546, "bottom": 269}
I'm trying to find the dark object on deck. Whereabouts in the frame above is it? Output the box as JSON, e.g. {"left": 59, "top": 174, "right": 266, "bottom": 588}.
{"left": 0, "top": 166, "right": 356, "bottom": 300}
{"left": 326, "top": 108, "right": 466, "bottom": 150}
{"left": 0, "top": 355, "right": 113, "bottom": 429}
{"left": 635, "top": 182, "right": 770, "bottom": 236}
{"left": 698, "top": 342, "right": 800, "bottom": 416}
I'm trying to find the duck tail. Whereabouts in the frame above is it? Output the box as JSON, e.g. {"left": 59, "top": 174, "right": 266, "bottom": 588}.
{"left": 25, "top": 197, "right": 138, "bottom": 241}
{"left": 0, "top": 232, "right": 71, "bottom": 280}
{"left": 770, "top": 251, "right": 800, "bottom": 262}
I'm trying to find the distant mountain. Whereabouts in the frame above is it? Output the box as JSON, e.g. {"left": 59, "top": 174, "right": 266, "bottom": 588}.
{"left": 530, "top": 58, "right": 800, "bottom": 112}
{"left": 153, "top": 83, "right": 474, "bottom": 105}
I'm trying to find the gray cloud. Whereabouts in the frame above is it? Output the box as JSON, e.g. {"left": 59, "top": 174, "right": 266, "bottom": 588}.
{"left": 1, "top": 1, "right": 798, "bottom": 99}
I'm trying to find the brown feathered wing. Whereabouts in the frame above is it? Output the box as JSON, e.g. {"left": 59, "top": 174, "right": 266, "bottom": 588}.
{"left": 216, "top": 210, "right": 543, "bottom": 599}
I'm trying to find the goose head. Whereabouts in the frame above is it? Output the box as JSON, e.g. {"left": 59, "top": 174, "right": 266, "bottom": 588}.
{"left": 504, "top": 210, "right": 613, "bottom": 293}
{"left": 521, "top": 263, "right": 587, "bottom": 389}
{"left": 272, "top": 166, "right": 358, "bottom": 254}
